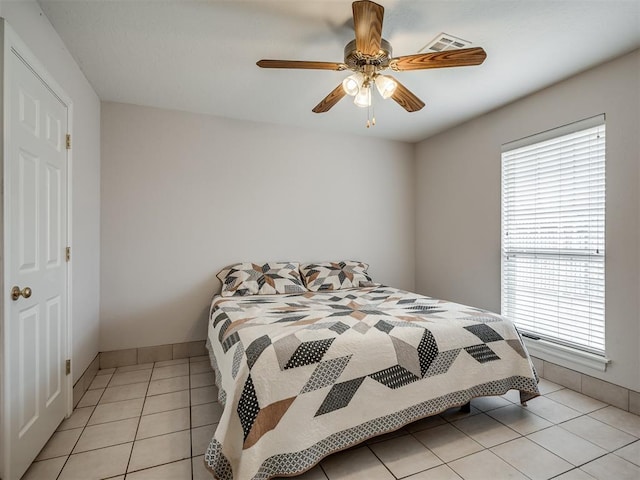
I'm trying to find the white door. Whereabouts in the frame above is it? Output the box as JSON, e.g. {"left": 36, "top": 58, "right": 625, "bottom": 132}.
{"left": 4, "top": 44, "right": 69, "bottom": 480}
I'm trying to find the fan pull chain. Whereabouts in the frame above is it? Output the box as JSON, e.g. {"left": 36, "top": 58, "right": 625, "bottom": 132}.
{"left": 366, "top": 99, "right": 376, "bottom": 128}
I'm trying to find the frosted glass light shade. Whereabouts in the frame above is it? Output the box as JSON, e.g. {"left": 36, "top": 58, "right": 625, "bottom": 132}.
{"left": 354, "top": 85, "right": 371, "bottom": 107}
{"left": 342, "top": 73, "right": 364, "bottom": 96}
{"left": 375, "top": 75, "right": 397, "bottom": 99}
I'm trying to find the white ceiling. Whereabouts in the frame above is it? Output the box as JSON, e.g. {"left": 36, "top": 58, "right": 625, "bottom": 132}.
{"left": 38, "top": 0, "right": 640, "bottom": 143}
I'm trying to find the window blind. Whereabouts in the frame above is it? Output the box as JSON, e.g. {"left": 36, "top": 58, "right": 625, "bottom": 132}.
{"left": 501, "top": 115, "right": 605, "bottom": 354}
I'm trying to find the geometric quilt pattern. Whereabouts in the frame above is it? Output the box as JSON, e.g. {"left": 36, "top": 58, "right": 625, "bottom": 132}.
{"left": 231, "top": 341, "right": 245, "bottom": 379}
{"left": 300, "top": 261, "right": 375, "bottom": 292}
{"left": 464, "top": 344, "right": 501, "bottom": 363}
{"left": 283, "top": 339, "right": 334, "bottom": 370}
{"left": 237, "top": 375, "right": 259, "bottom": 441}
{"left": 315, "top": 377, "right": 366, "bottom": 416}
{"left": 207, "top": 285, "right": 540, "bottom": 480}
{"left": 301, "top": 355, "right": 352, "bottom": 394}
{"left": 245, "top": 335, "right": 272, "bottom": 370}
{"left": 464, "top": 323, "right": 504, "bottom": 343}
{"left": 369, "top": 365, "right": 420, "bottom": 389}
{"left": 218, "top": 262, "right": 307, "bottom": 297}
{"left": 424, "top": 349, "right": 461, "bottom": 377}
{"left": 417, "top": 329, "right": 439, "bottom": 376}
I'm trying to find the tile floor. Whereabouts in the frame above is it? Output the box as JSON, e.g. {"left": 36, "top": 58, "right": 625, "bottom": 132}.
{"left": 22, "top": 360, "right": 640, "bottom": 480}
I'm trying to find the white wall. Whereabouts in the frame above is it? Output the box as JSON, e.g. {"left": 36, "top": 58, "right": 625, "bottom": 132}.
{"left": 100, "top": 102, "right": 415, "bottom": 351}
{"left": 0, "top": 1, "right": 101, "bottom": 382}
{"left": 415, "top": 50, "right": 640, "bottom": 390}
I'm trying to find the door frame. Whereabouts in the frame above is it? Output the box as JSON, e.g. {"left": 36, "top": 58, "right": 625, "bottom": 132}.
{"left": 0, "top": 19, "right": 74, "bottom": 479}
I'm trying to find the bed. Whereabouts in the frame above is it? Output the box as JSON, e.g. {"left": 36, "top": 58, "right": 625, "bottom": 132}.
{"left": 204, "top": 262, "right": 539, "bottom": 480}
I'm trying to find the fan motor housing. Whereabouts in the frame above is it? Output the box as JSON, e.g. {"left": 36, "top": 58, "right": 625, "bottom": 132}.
{"left": 344, "top": 38, "right": 392, "bottom": 70}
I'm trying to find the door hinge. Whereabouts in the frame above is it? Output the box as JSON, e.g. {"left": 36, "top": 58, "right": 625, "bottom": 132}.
{"left": 66, "top": 246, "right": 71, "bottom": 262}
{"left": 65, "top": 359, "right": 71, "bottom": 375}
{"left": 66, "top": 134, "right": 71, "bottom": 150}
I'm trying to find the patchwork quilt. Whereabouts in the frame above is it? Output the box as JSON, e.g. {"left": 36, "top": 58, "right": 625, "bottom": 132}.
{"left": 205, "top": 286, "right": 539, "bottom": 480}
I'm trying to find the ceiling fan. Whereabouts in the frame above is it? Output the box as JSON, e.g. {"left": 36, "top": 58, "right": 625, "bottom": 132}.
{"left": 257, "top": 0, "right": 487, "bottom": 121}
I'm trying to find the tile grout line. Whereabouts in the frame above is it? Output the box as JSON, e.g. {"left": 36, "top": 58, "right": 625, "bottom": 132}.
{"left": 524, "top": 413, "right": 627, "bottom": 466}
{"left": 54, "top": 369, "right": 114, "bottom": 480}
{"left": 122, "top": 363, "right": 154, "bottom": 477}
{"left": 448, "top": 412, "right": 523, "bottom": 449}
{"left": 553, "top": 409, "right": 640, "bottom": 439}
{"left": 547, "top": 467, "right": 588, "bottom": 479}
{"left": 364, "top": 443, "right": 399, "bottom": 479}
{"left": 487, "top": 439, "right": 571, "bottom": 479}
{"left": 407, "top": 428, "right": 486, "bottom": 467}
{"left": 31, "top": 375, "right": 639, "bottom": 480}
{"left": 48, "top": 425, "right": 195, "bottom": 458}
{"left": 482, "top": 403, "right": 571, "bottom": 438}
{"left": 459, "top": 403, "right": 613, "bottom": 477}
{"left": 483, "top": 402, "right": 639, "bottom": 478}
{"left": 318, "top": 462, "right": 330, "bottom": 480}
{"left": 408, "top": 429, "right": 456, "bottom": 464}
{"left": 189, "top": 359, "right": 195, "bottom": 480}
{"left": 407, "top": 402, "right": 582, "bottom": 472}
{"left": 29, "top": 363, "right": 211, "bottom": 479}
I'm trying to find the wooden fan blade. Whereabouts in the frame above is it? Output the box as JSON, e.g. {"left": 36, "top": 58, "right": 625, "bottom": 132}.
{"left": 312, "top": 84, "right": 347, "bottom": 113}
{"left": 352, "top": 0, "right": 384, "bottom": 56}
{"left": 391, "top": 47, "right": 487, "bottom": 71}
{"left": 257, "top": 60, "right": 347, "bottom": 71}
{"left": 389, "top": 77, "right": 425, "bottom": 112}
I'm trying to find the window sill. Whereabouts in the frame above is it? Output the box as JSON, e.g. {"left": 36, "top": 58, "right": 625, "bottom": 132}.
{"left": 522, "top": 337, "right": 611, "bottom": 372}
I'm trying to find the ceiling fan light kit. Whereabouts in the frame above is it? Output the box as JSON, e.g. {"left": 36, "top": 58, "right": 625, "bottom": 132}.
{"left": 354, "top": 84, "right": 372, "bottom": 108}
{"left": 257, "top": 0, "right": 487, "bottom": 126}
{"left": 342, "top": 72, "right": 364, "bottom": 97}
{"left": 343, "top": 72, "right": 395, "bottom": 105}
{"left": 375, "top": 75, "right": 397, "bottom": 99}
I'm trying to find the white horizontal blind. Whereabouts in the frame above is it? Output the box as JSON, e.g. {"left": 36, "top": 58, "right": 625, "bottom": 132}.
{"left": 501, "top": 115, "right": 605, "bottom": 354}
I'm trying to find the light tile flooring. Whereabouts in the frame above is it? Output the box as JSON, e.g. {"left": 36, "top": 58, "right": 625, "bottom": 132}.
{"left": 23, "top": 360, "right": 640, "bottom": 480}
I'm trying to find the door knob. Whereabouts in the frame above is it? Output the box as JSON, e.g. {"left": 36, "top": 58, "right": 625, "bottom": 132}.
{"left": 11, "top": 286, "right": 32, "bottom": 301}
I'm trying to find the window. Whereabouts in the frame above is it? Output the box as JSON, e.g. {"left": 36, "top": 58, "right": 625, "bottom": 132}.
{"left": 501, "top": 115, "right": 605, "bottom": 355}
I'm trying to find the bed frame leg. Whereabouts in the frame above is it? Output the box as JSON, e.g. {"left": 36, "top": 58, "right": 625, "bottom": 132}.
{"left": 460, "top": 401, "right": 471, "bottom": 413}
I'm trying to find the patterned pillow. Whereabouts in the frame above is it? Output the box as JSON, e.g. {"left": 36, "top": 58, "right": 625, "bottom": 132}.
{"left": 217, "top": 262, "right": 307, "bottom": 297}
{"left": 299, "top": 261, "right": 375, "bottom": 292}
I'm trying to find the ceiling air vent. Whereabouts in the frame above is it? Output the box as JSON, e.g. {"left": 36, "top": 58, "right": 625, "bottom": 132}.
{"left": 418, "top": 33, "right": 472, "bottom": 53}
